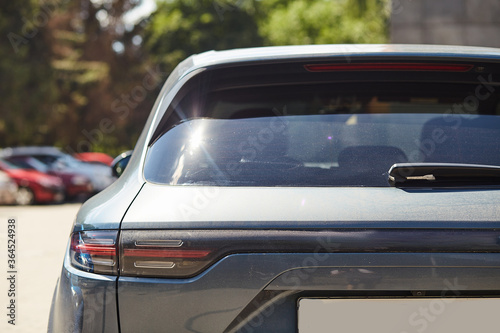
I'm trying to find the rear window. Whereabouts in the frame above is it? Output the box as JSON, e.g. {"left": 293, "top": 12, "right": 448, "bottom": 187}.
{"left": 144, "top": 62, "right": 500, "bottom": 186}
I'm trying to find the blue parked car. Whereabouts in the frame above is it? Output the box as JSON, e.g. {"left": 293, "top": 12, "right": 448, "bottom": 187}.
{"left": 49, "top": 44, "right": 500, "bottom": 333}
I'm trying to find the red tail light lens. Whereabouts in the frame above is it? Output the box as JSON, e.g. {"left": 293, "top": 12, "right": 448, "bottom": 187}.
{"left": 123, "top": 248, "right": 211, "bottom": 258}
{"left": 120, "top": 232, "right": 215, "bottom": 278}
{"left": 70, "top": 231, "right": 118, "bottom": 275}
{"left": 304, "top": 63, "right": 474, "bottom": 72}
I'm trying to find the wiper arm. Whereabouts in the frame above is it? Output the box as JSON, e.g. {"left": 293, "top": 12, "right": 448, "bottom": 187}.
{"left": 388, "top": 163, "right": 500, "bottom": 187}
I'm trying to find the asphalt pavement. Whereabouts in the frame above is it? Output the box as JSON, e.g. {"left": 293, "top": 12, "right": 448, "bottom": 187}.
{"left": 0, "top": 203, "right": 81, "bottom": 333}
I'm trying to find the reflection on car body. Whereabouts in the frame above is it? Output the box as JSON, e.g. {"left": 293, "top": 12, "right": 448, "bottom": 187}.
{"left": 49, "top": 44, "right": 500, "bottom": 333}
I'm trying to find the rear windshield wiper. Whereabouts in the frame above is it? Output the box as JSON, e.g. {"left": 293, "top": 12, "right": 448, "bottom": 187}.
{"left": 388, "top": 163, "right": 500, "bottom": 187}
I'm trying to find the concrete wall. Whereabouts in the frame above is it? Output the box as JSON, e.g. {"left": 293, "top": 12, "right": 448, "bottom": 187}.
{"left": 391, "top": 0, "right": 500, "bottom": 47}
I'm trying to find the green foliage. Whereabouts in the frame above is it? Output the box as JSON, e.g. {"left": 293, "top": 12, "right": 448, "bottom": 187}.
{"left": 144, "top": 0, "right": 263, "bottom": 71}
{"left": 143, "top": 0, "right": 390, "bottom": 71}
{"left": 259, "top": 0, "right": 389, "bottom": 45}
{"left": 0, "top": 0, "right": 59, "bottom": 147}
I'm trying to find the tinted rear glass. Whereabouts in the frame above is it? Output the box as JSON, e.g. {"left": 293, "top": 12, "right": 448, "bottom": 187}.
{"left": 144, "top": 63, "right": 500, "bottom": 186}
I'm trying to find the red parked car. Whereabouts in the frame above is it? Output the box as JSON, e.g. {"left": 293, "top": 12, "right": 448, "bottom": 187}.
{"left": 0, "top": 159, "right": 65, "bottom": 205}
{"left": 74, "top": 152, "right": 114, "bottom": 166}
{"left": 3, "top": 156, "right": 92, "bottom": 201}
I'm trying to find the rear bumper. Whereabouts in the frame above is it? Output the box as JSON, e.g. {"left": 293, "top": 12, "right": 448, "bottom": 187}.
{"left": 116, "top": 252, "right": 500, "bottom": 333}
{"left": 51, "top": 250, "right": 500, "bottom": 332}
{"left": 65, "top": 183, "right": 93, "bottom": 198}
{"left": 48, "top": 250, "right": 119, "bottom": 333}
{"left": 0, "top": 187, "right": 16, "bottom": 204}
{"left": 33, "top": 185, "right": 65, "bottom": 203}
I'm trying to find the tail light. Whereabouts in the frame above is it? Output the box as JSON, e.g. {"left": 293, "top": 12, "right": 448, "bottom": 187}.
{"left": 69, "top": 230, "right": 219, "bottom": 278}
{"left": 70, "top": 231, "right": 118, "bottom": 275}
{"left": 119, "top": 232, "right": 216, "bottom": 278}
{"left": 117, "top": 230, "right": 340, "bottom": 278}
{"left": 70, "top": 229, "right": 500, "bottom": 278}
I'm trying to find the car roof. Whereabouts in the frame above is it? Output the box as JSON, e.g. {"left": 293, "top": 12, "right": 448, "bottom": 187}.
{"left": 187, "top": 44, "right": 500, "bottom": 69}
{"left": 0, "top": 146, "right": 64, "bottom": 157}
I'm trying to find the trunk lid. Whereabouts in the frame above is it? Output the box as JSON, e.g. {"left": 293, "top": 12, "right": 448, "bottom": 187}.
{"left": 121, "top": 184, "right": 500, "bottom": 229}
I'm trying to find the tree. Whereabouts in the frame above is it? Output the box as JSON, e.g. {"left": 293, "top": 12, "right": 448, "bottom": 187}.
{"left": 1, "top": 0, "right": 391, "bottom": 155}
{"left": 46, "top": 0, "right": 151, "bottom": 156}
{"left": 0, "top": 1, "right": 59, "bottom": 147}
{"left": 258, "top": 0, "right": 390, "bottom": 45}
{"left": 143, "top": 0, "right": 263, "bottom": 72}
{"left": 0, "top": 0, "right": 156, "bottom": 156}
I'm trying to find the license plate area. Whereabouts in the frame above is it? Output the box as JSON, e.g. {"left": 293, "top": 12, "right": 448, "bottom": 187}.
{"left": 298, "top": 297, "right": 500, "bottom": 333}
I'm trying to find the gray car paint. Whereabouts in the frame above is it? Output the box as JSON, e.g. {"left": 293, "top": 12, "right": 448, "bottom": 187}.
{"left": 48, "top": 245, "right": 119, "bottom": 333}
{"left": 122, "top": 184, "right": 500, "bottom": 228}
{"left": 117, "top": 253, "right": 500, "bottom": 332}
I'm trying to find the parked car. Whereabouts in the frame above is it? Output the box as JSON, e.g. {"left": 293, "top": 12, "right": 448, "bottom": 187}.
{"left": 1, "top": 146, "right": 115, "bottom": 197}
{"left": 0, "top": 158, "right": 65, "bottom": 205}
{"left": 0, "top": 170, "right": 17, "bottom": 205}
{"left": 49, "top": 45, "right": 500, "bottom": 333}
{"left": 1, "top": 154, "right": 92, "bottom": 201}
{"left": 74, "top": 152, "right": 114, "bottom": 166}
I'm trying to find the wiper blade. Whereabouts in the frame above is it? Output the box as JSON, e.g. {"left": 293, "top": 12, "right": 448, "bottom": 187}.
{"left": 388, "top": 163, "right": 500, "bottom": 187}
